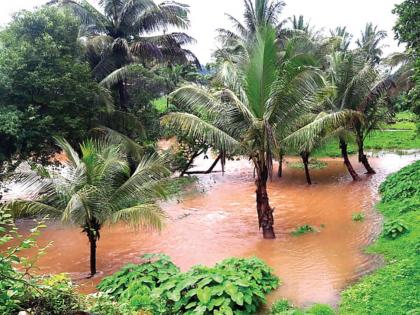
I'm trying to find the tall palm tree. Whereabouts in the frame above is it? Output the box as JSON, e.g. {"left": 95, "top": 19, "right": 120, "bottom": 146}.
{"left": 285, "top": 51, "right": 389, "bottom": 179}
{"left": 51, "top": 0, "right": 195, "bottom": 110}
{"left": 162, "top": 27, "right": 323, "bottom": 238}
{"left": 4, "top": 138, "right": 169, "bottom": 276}
{"left": 356, "top": 23, "right": 387, "bottom": 64}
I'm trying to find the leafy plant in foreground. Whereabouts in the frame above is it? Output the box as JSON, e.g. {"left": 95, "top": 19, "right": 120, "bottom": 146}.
{"left": 98, "top": 255, "right": 279, "bottom": 314}
{"left": 383, "top": 220, "right": 409, "bottom": 239}
{"left": 97, "top": 254, "right": 179, "bottom": 300}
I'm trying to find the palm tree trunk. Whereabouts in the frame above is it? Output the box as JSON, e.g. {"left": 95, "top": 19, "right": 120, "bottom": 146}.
{"left": 339, "top": 138, "right": 360, "bottom": 181}
{"left": 277, "top": 149, "right": 284, "bottom": 178}
{"left": 180, "top": 149, "right": 203, "bottom": 177}
{"left": 255, "top": 164, "right": 275, "bottom": 239}
{"left": 117, "top": 80, "right": 128, "bottom": 112}
{"left": 356, "top": 130, "right": 375, "bottom": 174}
{"left": 87, "top": 231, "right": 97, "bottom": 277}
{"left": 301, "top": 151, "right": 312, "bottom": 185}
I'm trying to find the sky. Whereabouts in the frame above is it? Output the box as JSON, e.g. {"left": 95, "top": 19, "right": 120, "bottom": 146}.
{"left": 0, "top": 0, "right": 405, "bottom": 64}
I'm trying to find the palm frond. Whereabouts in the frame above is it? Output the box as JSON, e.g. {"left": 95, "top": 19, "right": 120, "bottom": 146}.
{"left": 161, "top": 112, "right": 240, "bottom": 152}
{"left": 111, "top": 203, "right": 165, "bottom": 230}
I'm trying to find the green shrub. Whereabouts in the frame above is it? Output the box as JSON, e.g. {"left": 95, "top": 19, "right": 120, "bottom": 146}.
{"left": 292, "top": 225, "right": 316, "bottom": 236}
{"left": 379, "top": 160, "right": 420, "bottom": 202}
{"left": 97, "top": 254, "right": 180, "bottom": 300}
{"left": 383, "top": 219, "right": 409, "bottom": 239}
{"left": 352, "top": 212, "right": 365, "bottom": 222}
{"left": 98, "top": 255, "right": 279, "bottom": 314}
{"left": 270, "top": 300, "right": 335, "bottom": 315}
{"left": 306, "top": 304, "right": 335, "bottom": 315}
{"left": 270, "top": 299, "right": 293, "bottom": 314}
{"left": 216, "top": 257, "right": 280, "bottom": 293}
{"left": 87, "top": 292, "right": 135, "bottom": 315}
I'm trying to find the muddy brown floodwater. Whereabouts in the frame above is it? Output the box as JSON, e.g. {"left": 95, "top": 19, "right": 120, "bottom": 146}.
{"left": 7, "top": 151, "right": 419, "bottom": 310}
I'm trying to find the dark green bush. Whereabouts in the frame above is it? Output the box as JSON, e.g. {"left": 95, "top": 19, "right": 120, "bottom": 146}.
{"left": 379, "top": 160, "right": 420, "bottom": 203}
{"left": 97, "top": 254, "right": 180, "bottom": 299}
{"left": 98, "top": 255, "right": 279, "bottom": 314}
{"left": 383, "top": 219, "right": 409, "bottom": 239}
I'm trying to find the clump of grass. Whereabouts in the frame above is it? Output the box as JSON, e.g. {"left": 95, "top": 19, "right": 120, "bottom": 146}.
{"left": 270, "top": 299, "right": 335, "bottom": 315}
{"left": 352, "top": 212, "right": 365, "bottom": 222}
{"left": 288, "top": 159, "right": 327, "bottom": 170}
{"left": 291, "top": 224, "right": 317, "bottom": 236}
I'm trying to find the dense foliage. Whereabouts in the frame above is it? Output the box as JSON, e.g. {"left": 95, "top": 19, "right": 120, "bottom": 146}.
{"left": 98, "top": 255, "right": 279, "bottom": 314}
{"left": 339, "top": 161, "right": 420, "bottom": 314}
{"left": 0, "top": 7, "right": 102, "bottom": 164}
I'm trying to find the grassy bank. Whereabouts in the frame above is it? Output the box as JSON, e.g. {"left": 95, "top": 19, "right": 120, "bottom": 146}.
{"left": 338, "top": 160, "right": 420, "bottom": 314}
{"left": 312, "top": 112, "right": 420, "bottom": 157}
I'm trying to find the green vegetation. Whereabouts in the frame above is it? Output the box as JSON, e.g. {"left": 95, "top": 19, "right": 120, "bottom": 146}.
{"left": 270, "top": 299, "right": 335, "bottom": 315}
{"left": 351, "top": 212, "right": 365, "bottom": 222}
{"left": 152, "top": 96, "right": 169, "bottom": 114}
{"left": 291, "top": 225, "right": 317, "bottom": 236}
{"left": 4, "top": 138, "right": 170, "bottom": 276}
{"left": 339, "top": 161, "right": 420, "bottom": 314}
{"left": 287, "top": 159, "right": 328, "bottom": 170}
{"left": 98, "top": 255, "right": 279, "bottom": 314}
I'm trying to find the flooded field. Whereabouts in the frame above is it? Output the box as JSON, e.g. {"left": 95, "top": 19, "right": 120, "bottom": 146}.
{"left": 6, "top": 151, "right": 419, "bottom": 308}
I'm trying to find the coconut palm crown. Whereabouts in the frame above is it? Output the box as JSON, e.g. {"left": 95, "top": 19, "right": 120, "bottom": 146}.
{"left": 162, "top": 26, "right": 324, "bottom": 238}
{"left": 4, "top": 138, "right": 169, "bottom": 276}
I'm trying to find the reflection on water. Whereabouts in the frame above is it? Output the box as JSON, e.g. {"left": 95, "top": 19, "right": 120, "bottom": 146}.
{"left": 4, "top": 151, "right": 419, "bottom": 308}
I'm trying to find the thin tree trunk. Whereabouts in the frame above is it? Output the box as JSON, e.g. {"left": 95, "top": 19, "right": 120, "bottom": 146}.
{"left": 87, "top": 232, "right": 97, "bottom": 277}
{"left": 301, "top": 151, "right": 312, "bottom": 185}
{"left": 356, "top": 130, "right": 375, "bottom": 174}
{"left": 255, "top": 165, "right": 275, "bottom": 239}
{"left": 184, "top": 153, "right": 221, "bottom": 175}
{"left": 117, "top": 80, "right": 128, "bottom": 112}
{"left": 339, "top": 138, "right": 360, "bottom": 181}
{"left": 180, "top": 150, "right": 203, "bottom": 177}
{"left": 277, "top": 149, "right": 284, "bottom": 178}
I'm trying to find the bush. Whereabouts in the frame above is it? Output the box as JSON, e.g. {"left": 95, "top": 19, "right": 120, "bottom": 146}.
{"left": 98, "top": 256, "right": 279, "bottom": 314}
{"left": 383, "top": 219, "right": 409, "bottom": 239}
{"left": 97, "top": 254, "right": 179, "bottom": 300}
{"left": 270, "top": 300, "right": 335, "bottom": 315}
{"left": 352, "top": 212, "right": 365, "bottom": 222}
{"left": 379, "top": 160, "right": 420, "bottom": 203}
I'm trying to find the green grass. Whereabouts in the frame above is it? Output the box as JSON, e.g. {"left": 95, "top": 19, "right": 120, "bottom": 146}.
{"left": 287, "top": 159, "right": 328, "bottom": 169}
{"left": 151, "top": 96, "right": 168, "bottom": 114}
{"left": 311, "top": 111, "right": 419, "bottom": 158}
{"left": 339, "top": 161, "right": 420, "bottom": 315}
{"left": 312, "top": 130, "right": 420, "bottom": 158}
{"left": 291, "top": 225, "right": 317, "bottom": 236}
{"left": 270, "top": 299, "right": 335, "bottom": 315}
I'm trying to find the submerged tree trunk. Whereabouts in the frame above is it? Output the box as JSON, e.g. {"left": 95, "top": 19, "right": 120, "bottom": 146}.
{"left": 185, "top": 153, "right": 221, "bottom": 175}
{"left": 339, "top": 138, "right": 360, "bottom": 181}
{"left": 277, "top": 149, "right": 284, "bottom": 178}
{"left": 87, "top": 231, "right": 97, "bottom": 277}
{"left": 255, "top": 164, "right": 275, "bottom": 239}
{"left": 180, "top": 150, "right": 203, "bottom": 177}
{"left": 300, "top": 151, "right": 312, "bottom": 185}
{"left": 355, "top": 129, "right": 376, "bottom": 174}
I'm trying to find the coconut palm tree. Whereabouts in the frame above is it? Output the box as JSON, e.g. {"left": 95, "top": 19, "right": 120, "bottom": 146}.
{"left": 50, "top": 0, "right": 195, "bottom": 110}
{"left": 216, "top": 0, "right": 285, "bottom": 48}
{"left": 4, "top": 138, "right": 169, "bottom": 276}
{"left": 162, "top": 27, "right": 323, "bottom": 238}
{"left": 356, "top": 23, "right": 387, "bottom": 64}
